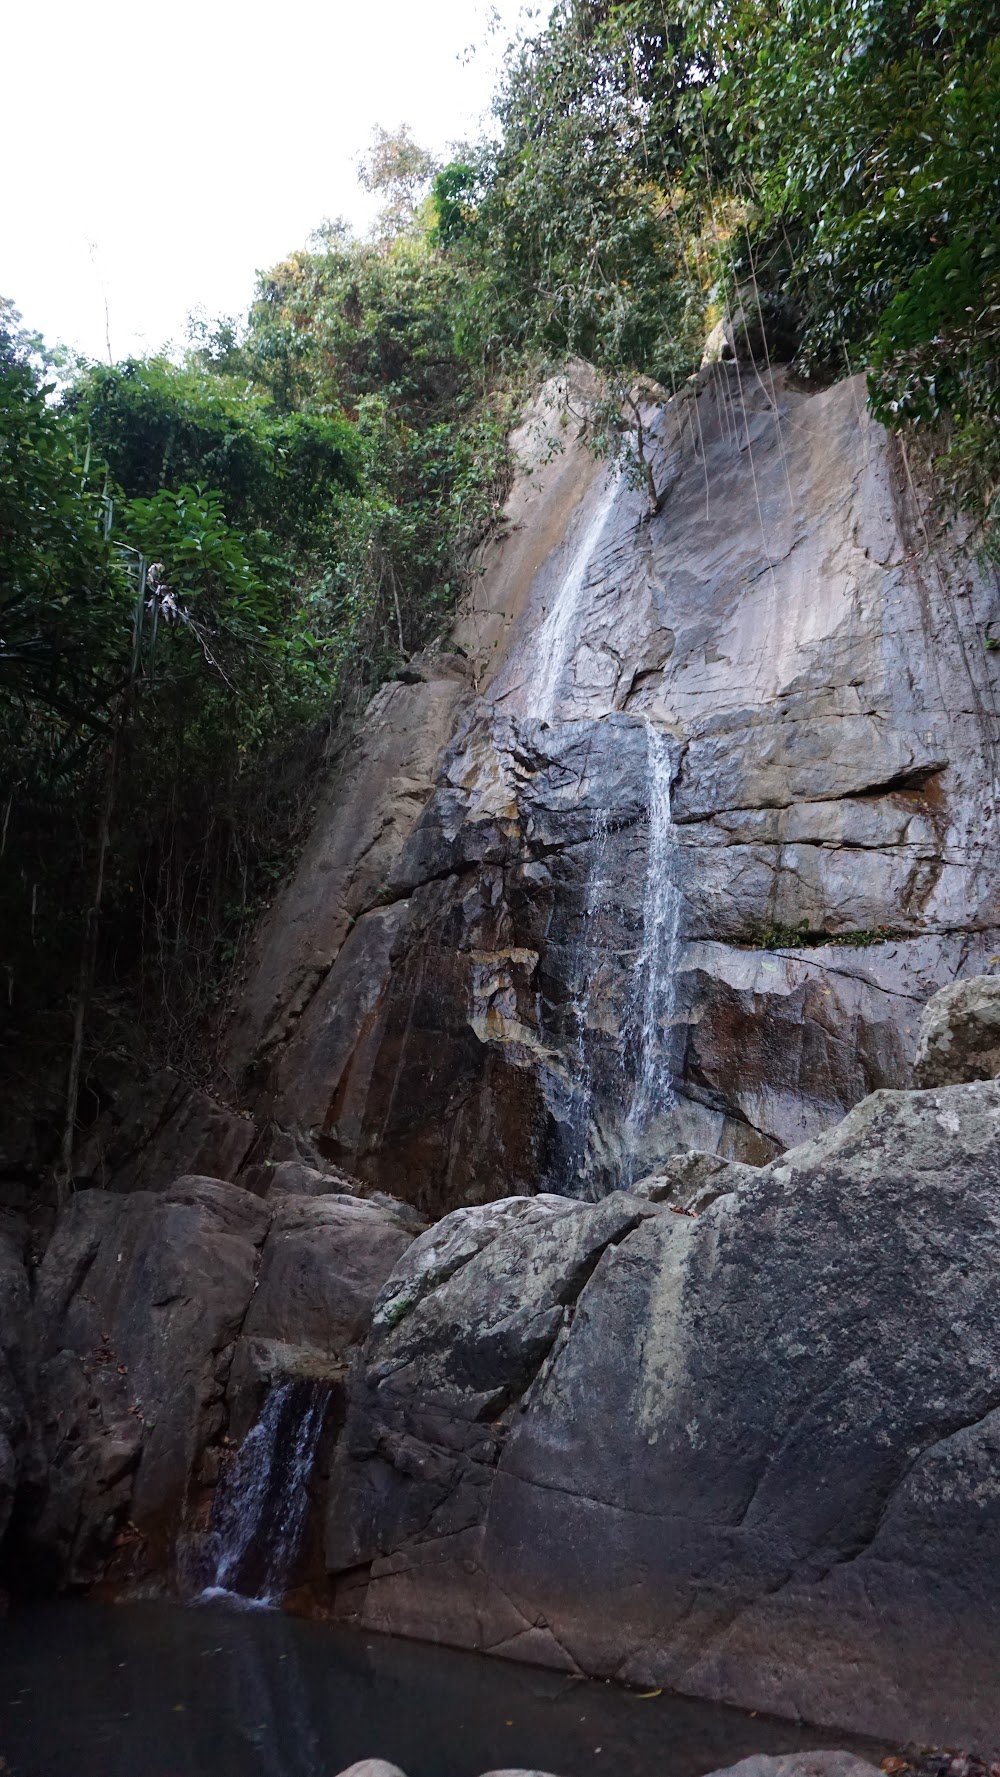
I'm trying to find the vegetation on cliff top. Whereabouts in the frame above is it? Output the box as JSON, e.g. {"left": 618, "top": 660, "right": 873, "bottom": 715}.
{"left": 2, "top": 0, "right": 998, "bottom": 1182}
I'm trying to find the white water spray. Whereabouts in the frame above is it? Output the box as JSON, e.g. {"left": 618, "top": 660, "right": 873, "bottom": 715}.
{"left": 202, "top": 1380, "right": 328, "bottom": 1606}
{"left": 529, "top": 468, "right": 620, "bottom": 723}
{"left": 623, "top": 718, "right": 681, "bottom": 1177}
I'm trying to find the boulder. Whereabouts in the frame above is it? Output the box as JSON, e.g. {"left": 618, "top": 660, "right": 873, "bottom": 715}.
{"left": 26, "top": 1177, "right": 270, "bottom": 1582}
{"left": 332, "top": 1763, "right": 408, "bottom": 1777}
{"left": 17, "top": 1165, "right": 432, "bottom": 1589}
{"left": 628, "top": 1149, "right": 758, "bottom": 1212}
{"left": 225, "top": 1192, "right": 421, "bottom": 1441}
{"left": 913, "top": 975, "right": 1000, "bottom": 1087}
{"left": 704, "top": 1758, "right": 882, "bottom": 1777}
{"left": 241, "top": 1158, "right": 360, "bottom": 1199}
{"left": 325, "top": 1191, "right": 655, "bottom": 1611}
{"left": 326, "top": 1081, "right": 1000, "bottom": 1752}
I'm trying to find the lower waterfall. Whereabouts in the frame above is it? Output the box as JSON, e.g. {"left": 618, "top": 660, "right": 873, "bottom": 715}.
{"left": 203, "top": 1379, "right": 329, "bottom": 1605}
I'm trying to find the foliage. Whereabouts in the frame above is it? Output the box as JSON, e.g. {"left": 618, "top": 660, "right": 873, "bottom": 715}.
{"left": 1, "top": 161, "right": 515, "bottom": 1131}
{"left": 437, "top": 10, "right": 711, "bottom": 387}
{"left": 358, "top": 123, "right": 437, "bottom": 239}
{"left": 451, "top": 0, "right": 1000, "bottom": 546}
{"left": 67, "top": 357, "right": 360, "bottom": 552}
{"left": 0, "top": 308, "right": 128, "bottom": 728}
{"left": 226, "top": 224, "right": 515, "bottom": 672}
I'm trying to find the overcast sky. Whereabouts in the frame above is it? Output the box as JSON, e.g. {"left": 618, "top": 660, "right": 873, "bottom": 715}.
{"left": 4, "top": 0, "right": 527, "bottom": 362}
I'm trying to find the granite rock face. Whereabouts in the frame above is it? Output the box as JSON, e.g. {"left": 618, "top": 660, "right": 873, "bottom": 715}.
{"left": 325, "top": 1081, "right": 1000, "bottom": 1753}
{"left": 913, "top": 974, "right": 1000, "bottom": 1087}
{"left": 23, "top": 1178, "right": 269, "bottom": 1583}
{"left": 213, "top": 364, "right": 1000, "bottom": 1215}
{"left": 73, "top": 1069, "right": 257, "bottom": 1193}
{"left": 225, "top": 1191, "right": 420, "bottom": 1443}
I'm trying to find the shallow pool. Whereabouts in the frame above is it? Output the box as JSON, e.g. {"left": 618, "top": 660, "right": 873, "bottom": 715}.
{"left": 0, "top": 1599, "right": 886, "bottom": 1777}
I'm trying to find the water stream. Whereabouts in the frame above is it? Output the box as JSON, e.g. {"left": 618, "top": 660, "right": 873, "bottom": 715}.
{"left": 623, "top": 716, "right": 682, "bottom": 1181}
{"left": 559, "top": 716, "right": 681, "bottom": 1193}
{"left": 530, "top": 466, "right": 621, "bottom": 723}
{"left": 203, "top": 1380, "right": 329, "bottom": 1606}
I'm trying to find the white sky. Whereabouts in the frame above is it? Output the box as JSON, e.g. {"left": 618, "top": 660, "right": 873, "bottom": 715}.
{"left": 3, "top": 0, "right": 528, "bottom": 363}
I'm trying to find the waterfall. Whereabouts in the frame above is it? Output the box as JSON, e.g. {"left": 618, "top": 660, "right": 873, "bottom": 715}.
{"left": 530, "top": 467, "right": 620, "bottom": 723}
{"left": 202, "top": 1379, "right": 328, "bottom": 1606}
{"left": 623, "top": 718, "right": 681, "bottom": 1180}
{"left": 560, "top": 718, "right": 680, "bottom": 1194}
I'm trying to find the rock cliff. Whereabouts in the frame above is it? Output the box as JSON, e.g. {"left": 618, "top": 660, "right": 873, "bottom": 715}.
{"left": 206, "top": 361, "right": 1000, "bottom": 1214}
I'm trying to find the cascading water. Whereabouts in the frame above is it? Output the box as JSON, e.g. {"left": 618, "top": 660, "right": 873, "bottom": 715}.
{"left": 202, "top": 1379, "right": 329, "bottom": 1606}
{"left": 558, "top": 717, "right": 680, "bottom": 1194}
{"left": 514, "top": 444, "right": 679, "bottom": 1191}
{"left": 530, "top": 466, "right": 621, "bottom": 723}
{"left": 622, "top": 717, "right": 681, "bottom": 1180}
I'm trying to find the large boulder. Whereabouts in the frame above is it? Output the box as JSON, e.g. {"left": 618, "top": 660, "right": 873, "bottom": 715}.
{"left": 325, "top": 1190, "right": 655, "bottom": 1650}
{"left": 913, "top": 975, "right": 1000, "bottom": 1087}
{"left": 26, "top": 1177, "right": 270, "bottom": 1583}
{"left": 325, "top": 1082, "right": 1000, "bottom": 1752}
{"left": 705, "top": 1759, "right": 882, "bottom": 1777}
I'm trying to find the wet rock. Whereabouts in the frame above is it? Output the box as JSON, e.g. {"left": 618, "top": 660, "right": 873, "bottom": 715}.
{"left": 913, "top": 975, "right": 1000, "bottom": 1087}
{"left": 220, "top": 370, "right": 999, "bottom": 1208}
{"left": 327, "top": 1081, "right": 1000, "bottom": 1753}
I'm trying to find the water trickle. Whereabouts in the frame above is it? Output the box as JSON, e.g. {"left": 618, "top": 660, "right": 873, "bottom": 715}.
{"left": 559, "top": 803, "right": 615, "bottom": 1190}
{"left": 530, "top": 467, "right": 621, "bottom": 722}
{"left": 623, "top": 718, "right": 681, "bottom": 1180}
{"left": 203, "top": 1379, "right": 328, "bottom": 1606}
{"left": 558, "top": 718, "right": 680, "bottom": 1195}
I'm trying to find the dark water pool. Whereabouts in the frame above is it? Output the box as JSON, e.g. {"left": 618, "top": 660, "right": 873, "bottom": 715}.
{"left": 0, "top": 1600, "right": 885, "bottom": 1777}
